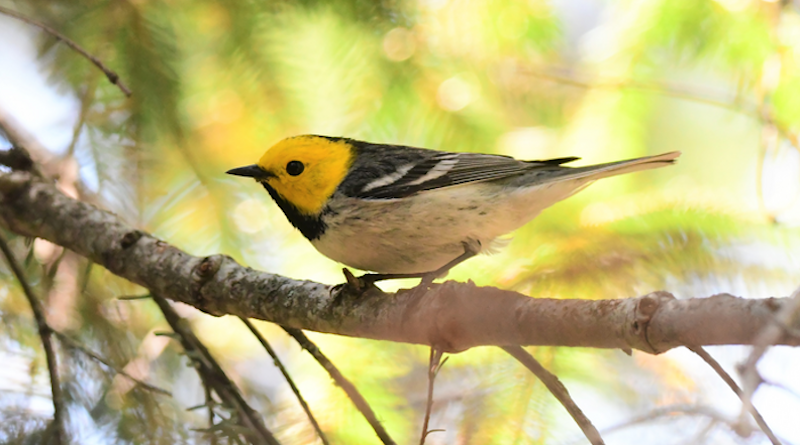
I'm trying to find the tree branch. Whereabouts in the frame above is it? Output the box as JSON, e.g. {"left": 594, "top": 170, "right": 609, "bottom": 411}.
{"left": 153, "top": 296, "right": 280, "bottom": 445}
{"left": 282, "top": 327, "right": 396, "bottom": 445}
{"left": 0, "top": 107, "right": 45, "bottom": 177}
{"left": 54, "top": 331, "right": 172, "bottom": 397}
{"left": 520, "top": 66, "right": 800, "bottom": 152}
{"left": 0, "top": 104, "right": 100, "bottom": 205}
{"left": 600, "top": 404, "right": 736, "bottom": 437}
{"left": 0, "top": 232, "right": 66, "bottom": 444}
{"left": 240, "top": 318, "right": 330, "bottom": 445}
{"left": 687, "top": 345, "right": 780, "bottom": 444}
{"left": 419, "top": 348, "right": 445, "bottom": 445}
{"left": 0, "top": 5, "right": 131, "bottom": 97}
{"left": 737, "top": 287, "right": 800, "bottom": 435}
{"left": 502, "top": 346, "right": 604, "bottom": 445}
{"left": 0, "top": 170, "right": 798, "bottom": 353}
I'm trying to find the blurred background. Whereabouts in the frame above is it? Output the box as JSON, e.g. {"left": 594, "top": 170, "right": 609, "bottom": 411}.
{"left": 1, "top": 0, "right": 800, "bottom": 443}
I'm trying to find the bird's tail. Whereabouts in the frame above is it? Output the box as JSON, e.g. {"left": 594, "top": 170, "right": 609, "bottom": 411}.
{"left": 561, "top": 151, "right": 681, "bottom": 182}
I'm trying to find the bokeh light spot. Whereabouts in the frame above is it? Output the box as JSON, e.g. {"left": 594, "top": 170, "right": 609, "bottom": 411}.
{"left": 497, "top": 127, "right": 557, "bottom": 158}
{"left": 714, "top": 0, "right": 753, "bottom": 12}
{"left": 383, "top": 27, "right": 416, "bottom": 61}
{"left": 436, "top": 75, "right": 477, "bottom": 111}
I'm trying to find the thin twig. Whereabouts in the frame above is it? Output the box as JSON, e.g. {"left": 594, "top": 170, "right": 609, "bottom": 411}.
{"left": 54, "top": 331, "right": 172, "bottom": 397}
{"left": 282, "top": 327, "right": 397, "bottom": 445}
{"left": 0, "top": 106, "right": 102, "bottom": 207}
{"left": 0, "top": 146, "right": 38, "bottom": 174}
{"left": 240, "top": 318, "right": 330, "bottom": 445}
{"left": 153, "top": 296, "right": 281, "bottom": 445}
{"left": 419, "top": 347, "right": 444, "bottom": 445}
{"left": 524, "top": 68, "right": 749, "bottom": 111}
{"left": 738, "top": 288, "right": 800, "bottom": 435}
{"left": 0, "top": 232, "right": 66, "bottom": 444}
{"left": 523, "top": 67, "right": 800, "bottom": 151}
{"left": 0, "top": 5, "right": 131, "bottom": 97}
{"left": 65, "top": 77, "right": 98, "bottom": 158}
{"left": 117, "top": 294, "right": 153, "bottom": 301}
{"left": 687, "top": 345, "right": 780, "bottom": 444}
{"left": 204, "top": 384, "right": 218, "bottom": 445}
{"left": 0, "top": 108, "right": 44, "bottom": 177}
{"left": 689, "top": 417, "right": 720, "bottom": 444}
{"left": 599, "top": 404, "right": 730, "bottom": 437}
{"left": 502, "top": 345, "right": 604, "bottom": 445}
{"left": 596, "top": 403, "right": 789, "bottom": 445}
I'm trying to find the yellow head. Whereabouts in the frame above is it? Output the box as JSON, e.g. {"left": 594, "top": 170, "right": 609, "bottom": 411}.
{"left": 227, "top": 135, "right": 355, "bottom": 215}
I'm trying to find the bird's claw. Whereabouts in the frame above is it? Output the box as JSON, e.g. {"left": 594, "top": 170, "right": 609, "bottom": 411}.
{"left": 336, "top": 268, "right": 382, "bottom": 296}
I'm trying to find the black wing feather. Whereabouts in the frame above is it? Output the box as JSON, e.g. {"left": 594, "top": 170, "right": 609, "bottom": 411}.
{"left": 349, "top": 145, "right": 581, "bottom": 200}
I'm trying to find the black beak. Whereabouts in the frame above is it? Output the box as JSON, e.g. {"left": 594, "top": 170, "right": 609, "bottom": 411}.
{"left": 226, "top": 164, "right": 273, "bottom": 180}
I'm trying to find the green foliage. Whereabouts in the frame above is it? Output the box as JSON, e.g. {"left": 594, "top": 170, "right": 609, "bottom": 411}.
{"left": 2, "top": 0, "right": 800, "bottom": 443}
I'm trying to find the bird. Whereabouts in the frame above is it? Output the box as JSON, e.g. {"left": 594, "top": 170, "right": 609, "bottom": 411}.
{"left": 227, "top": 135, "right": 679, "bottom": 285}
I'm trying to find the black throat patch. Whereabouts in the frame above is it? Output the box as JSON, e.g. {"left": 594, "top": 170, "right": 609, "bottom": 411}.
{"left": 260, "top": 182, "right": 327, "bottom": 241}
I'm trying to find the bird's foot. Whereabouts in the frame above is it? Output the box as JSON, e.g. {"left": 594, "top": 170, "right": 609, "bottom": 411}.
{"left": 334, "top": 241, "right": 481, "bottom": 296}
{"left": 330, "top": 268, "right": 385, "bottom": 297}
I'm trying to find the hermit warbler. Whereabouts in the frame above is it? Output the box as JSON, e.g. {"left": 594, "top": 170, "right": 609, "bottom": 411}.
{"left": 227, "top": 135, "right": 679, "bottom": 282}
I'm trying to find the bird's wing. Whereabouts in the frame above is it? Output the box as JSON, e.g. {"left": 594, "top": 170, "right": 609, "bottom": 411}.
{"left": 352, "top": 151, "right": 579, "bottom": 200}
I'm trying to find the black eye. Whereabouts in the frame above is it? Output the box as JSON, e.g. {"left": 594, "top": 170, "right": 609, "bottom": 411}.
{"left": 286, "top": 160, "right": 304, "bottom": 176}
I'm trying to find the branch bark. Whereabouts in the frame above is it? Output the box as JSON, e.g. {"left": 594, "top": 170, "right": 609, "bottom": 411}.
{"left": 0, "top": 170, "right": 798, "bottom": 353}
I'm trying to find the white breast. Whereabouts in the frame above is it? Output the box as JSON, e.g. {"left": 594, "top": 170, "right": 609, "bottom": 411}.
{"left": 310, "top": 178, "right": 589, "bottom": 274}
